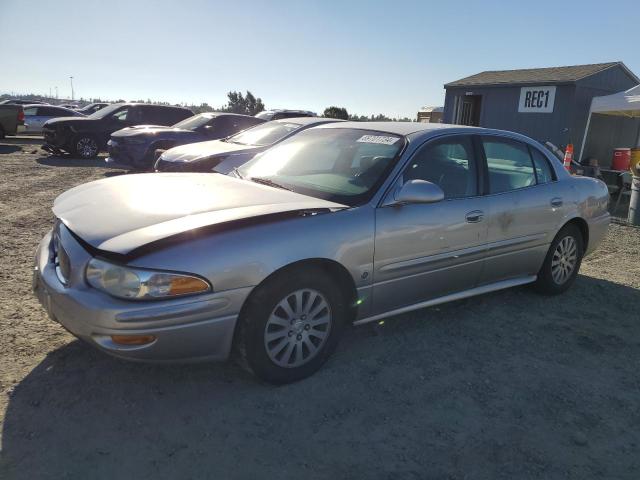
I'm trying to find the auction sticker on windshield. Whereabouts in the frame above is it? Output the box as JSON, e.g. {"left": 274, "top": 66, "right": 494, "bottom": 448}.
{"left": 356, "top": 135, "right": 399, "bottom": 145}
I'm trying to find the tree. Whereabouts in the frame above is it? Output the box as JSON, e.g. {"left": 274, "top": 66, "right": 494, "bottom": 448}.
{"left": 223, "top": 90, "right": 265, "bottom": 115}
{"left": 323, "top": 106, "right": 349, "bottom": 120}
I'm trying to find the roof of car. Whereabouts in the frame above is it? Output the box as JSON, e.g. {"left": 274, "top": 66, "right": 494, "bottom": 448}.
{"left": 209, "top": 112, "right": 258, "bottom": 118}
{"left": 317, "top": 121, "right": 468, "bottom": 135}
{"left": 262, "top": 109, "right": 315, "bottom": 114}
{"left": 23, "top": 104, "right": 73, "bottom": 109}
{"left": 272, "top": 117, "right": 345, "bottom": 126}
{"left": 110, "top": 103, "right": 193, "bottom": 111}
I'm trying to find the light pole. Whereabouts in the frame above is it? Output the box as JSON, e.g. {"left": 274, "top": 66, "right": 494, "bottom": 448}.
{"left": 55, "top": 86, "right": 58, "bottom": 99}
{"left": 70, "top": 76, "right": 74, "bottom": 101}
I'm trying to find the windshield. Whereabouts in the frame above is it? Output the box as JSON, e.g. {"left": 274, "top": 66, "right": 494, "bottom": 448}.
{"left": 87, "top": 104, "right": 124, "bottom": 119}
{"left": 226, "top": 121, "right": 301, "bottom": 146}
{"left": 172, "top": 113, "right": 215, "bottom": 130}
{"left": 237, "top": 128, "right": 404, "bottom": 206}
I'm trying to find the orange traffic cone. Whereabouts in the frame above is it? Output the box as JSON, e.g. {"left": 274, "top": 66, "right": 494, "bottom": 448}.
{"left": 563, "top": 144, "right": 574, "bottom": 172}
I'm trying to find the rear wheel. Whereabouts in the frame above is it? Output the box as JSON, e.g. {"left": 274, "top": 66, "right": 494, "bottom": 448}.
{"left": 236, "top": 267, "right": 347, "bottom": 384}
{"left": 534, "top": 224, "right": 584, "bottom": 295}
{"left": 72, "top": 135, "right": 99, "bottom": 158}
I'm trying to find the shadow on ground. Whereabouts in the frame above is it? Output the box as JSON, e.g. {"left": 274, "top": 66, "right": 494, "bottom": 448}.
{"left": 37, "top": 155, "right": 113, "bottom": 169}
{"left": 2, "top": 276, "right": 640, "bottom": 479}
{"left": 0, "top": 145, "right": 22, "bottom": 154}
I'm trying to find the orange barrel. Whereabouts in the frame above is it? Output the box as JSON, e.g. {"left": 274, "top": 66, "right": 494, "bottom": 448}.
{"left": 631, "top": 148, "right": 640, "bottom": 176}
{"left": 611, "top": 148, "right": 631, "bottom": 171}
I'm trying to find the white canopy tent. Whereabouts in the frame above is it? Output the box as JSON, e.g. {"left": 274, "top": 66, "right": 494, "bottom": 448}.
{"left": 578, "top": 84, "right": 640, "bottom": 161}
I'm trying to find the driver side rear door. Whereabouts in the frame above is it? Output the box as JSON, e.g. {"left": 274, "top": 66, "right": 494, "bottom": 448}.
{"left": 372, "top": 134, "right": 490, "bottom": 315}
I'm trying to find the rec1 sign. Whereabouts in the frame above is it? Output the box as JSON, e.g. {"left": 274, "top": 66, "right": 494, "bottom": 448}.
{"left": 518, "top": 86, "right": 556, "bottom": 113}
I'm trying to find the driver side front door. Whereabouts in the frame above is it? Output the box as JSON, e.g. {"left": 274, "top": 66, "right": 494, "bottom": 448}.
{"left": 372, "top": 135, "right": 490, "bottom": 315}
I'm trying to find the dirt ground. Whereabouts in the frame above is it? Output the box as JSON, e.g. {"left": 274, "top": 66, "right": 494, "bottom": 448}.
{"left": 1, "top": 137, "right": 639, "bottom": 480}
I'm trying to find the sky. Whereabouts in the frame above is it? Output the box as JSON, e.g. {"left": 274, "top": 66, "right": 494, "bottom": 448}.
{"left": 1, "top": 0, "right": 638, "bottom": 118}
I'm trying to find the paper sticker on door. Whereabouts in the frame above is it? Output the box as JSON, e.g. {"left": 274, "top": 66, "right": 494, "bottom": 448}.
{"left": 518, "top": 86, "right": 556, "bottom": 113}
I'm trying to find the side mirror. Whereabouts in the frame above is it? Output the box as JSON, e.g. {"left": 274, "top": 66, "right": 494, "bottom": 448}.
{"left": 394, "top": 179, "right": 444, "bottom": 205}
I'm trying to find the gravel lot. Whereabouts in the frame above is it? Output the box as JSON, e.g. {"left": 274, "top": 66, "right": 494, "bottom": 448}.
{"left": 1, "top": 137, "right": 639, "bottom": 480}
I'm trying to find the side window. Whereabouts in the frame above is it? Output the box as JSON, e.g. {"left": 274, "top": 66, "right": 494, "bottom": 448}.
{"left": 24, "top": 107, "right": 38, "bottom": 116}
{"left": 210, "top": 117, "right": 232, "bottom": 136}
{"left": 482, "top": 138, "right": 536, "bottom": 193}
{"left": 39, "top": 107, "right": 66, "bottom": 116}
{"left": 530, "top": 147, "right": 556, "bottom": 184}
{"left": 403, "top": 136, "right": 477, "bottom": 199}
{"left": 112, "top": 107, "right": 130, "bottom": 122}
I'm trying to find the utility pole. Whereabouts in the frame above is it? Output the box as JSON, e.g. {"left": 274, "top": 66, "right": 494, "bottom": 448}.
{"left": 70, "top": 76, "right": 74, "bottom": 101}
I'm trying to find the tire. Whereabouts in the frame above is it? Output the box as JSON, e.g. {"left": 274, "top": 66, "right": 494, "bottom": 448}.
{"left": 236, "top": 267, "right": 347, "bottom": 384}
{"left": 534, "top": 224, "right": 584, "bottom": 295}
{"left": 72, "top": 135, "right": 99, "bottom": 159}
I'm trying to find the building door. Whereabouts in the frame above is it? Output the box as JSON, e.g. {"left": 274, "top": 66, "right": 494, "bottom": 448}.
{"left": 457, "top": 95, "right": 482, "bottom": 126}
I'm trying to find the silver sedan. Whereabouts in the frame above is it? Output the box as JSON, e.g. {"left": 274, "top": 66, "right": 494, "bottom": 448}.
{"left": 33, "top": 122, "right": 610, "bottom": 383}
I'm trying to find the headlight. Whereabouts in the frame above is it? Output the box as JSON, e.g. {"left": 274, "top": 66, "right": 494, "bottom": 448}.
{"left": 86, "top": 258, "right": 210, "bottom": 300}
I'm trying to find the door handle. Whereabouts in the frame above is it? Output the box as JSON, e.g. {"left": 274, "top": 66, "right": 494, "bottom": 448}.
{"left": 465, "top": 210, "right": 484, "bottom": 223}
{"left": 550, "top": 197, "right": 563, "bottom": 207}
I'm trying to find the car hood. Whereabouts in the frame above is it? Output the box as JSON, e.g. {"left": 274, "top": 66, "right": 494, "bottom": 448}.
{"left": 53, "top": 173, "right": 346, "bottom": 254}
{"left": 44, "top": 116, "right": 98, "bottom": 128}
{"left": 112, "top": 125, "right": 191, "bottom": 138}
{"left": 159, "top": 139, "right": 261, "bottom": 163}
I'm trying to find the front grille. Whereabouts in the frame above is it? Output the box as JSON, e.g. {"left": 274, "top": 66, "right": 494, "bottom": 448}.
{"left": 53, "top": 233, "right": 71, "bottom": 285}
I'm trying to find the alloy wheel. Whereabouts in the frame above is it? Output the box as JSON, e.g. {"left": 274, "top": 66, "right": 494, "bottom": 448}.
{"left": 551, "top": 236, "right": 577, "bottom": 285}
{"left": 263, "top": 289, "right": 332, "bottom": 368}
{"left": 77, "top": 137, "right": 97, "bottom": 158}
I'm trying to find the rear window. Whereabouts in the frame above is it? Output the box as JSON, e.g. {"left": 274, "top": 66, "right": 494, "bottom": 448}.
{"left": 482, "top": 138, "right": 536, "bottom": 193}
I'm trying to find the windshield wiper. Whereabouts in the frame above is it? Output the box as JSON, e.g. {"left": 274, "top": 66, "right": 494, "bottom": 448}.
{"left": 231, "top": 167, "right": 244, "bottom": 179}
{"left": 250, "top": 177, "right": 292, "bottom": 191}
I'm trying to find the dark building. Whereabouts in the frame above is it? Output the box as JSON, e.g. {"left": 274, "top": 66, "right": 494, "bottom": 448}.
{"left": 443, "top": 62, "right": 639, "bottom": 163}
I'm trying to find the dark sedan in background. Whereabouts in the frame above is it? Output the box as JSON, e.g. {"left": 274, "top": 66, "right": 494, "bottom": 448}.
{"left": 76, "top": 102, "right": 110, "bottom": 115}
{"left": 42, "top": 103, "right": 193, "bottom": 159}
{"left": 106, "top": 112, "right": 264, "bottom": 170}
{"left": 154, "top": 117, "right": 342, "bottom": 173}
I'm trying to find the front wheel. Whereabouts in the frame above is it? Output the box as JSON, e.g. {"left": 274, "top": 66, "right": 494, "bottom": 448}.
{"left": 72, "top": 135, "right": 99, "bottom": 159}
{"left": 236, "top": 267, "right": 347, "bottom": 384}
{"left": 534, "top": 224, "right": 584, "bottom": 295}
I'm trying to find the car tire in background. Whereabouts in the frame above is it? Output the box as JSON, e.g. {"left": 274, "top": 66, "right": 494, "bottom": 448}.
{"left": 72, "top": 134, "right": 99, "bottom": 159}
{"left": 235, "top": 266, "right": 347, "bottom": 384}
{"left": 534, "top": 223, "right": 584, "bottom": 295}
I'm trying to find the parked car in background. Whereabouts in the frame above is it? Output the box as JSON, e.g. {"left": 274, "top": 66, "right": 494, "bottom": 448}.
{"left": 155, "top": 117, "right": 341, "bottom": 173}
{"left": 20, "top": 104, "right": 84, "bottom": 134}
{"left": 76, "top": 103, "right": 110, "bottom": 115}
{"left": 0, "top": 104, "right": 24, "bottom": 138}
{"left": 33, "top": 123, "right": 610, "bottom": 383}
{"left": 107, "top": 112, "right": 265, "bottom": 170}
{"left": 255, "top": 109, "right": 316, "bottom": 121}
{"left": 42, "top": 103, "right": 194, "bottom": 158}
{"left": 58, "top": 104, "right": 79, "bottom": 110}
{"left": 0, "top": 99, "right": 47, "bottom": 105}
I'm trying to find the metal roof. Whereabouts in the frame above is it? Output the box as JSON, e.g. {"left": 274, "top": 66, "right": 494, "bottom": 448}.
{"left": 445, "top": 62, "right": 639, "bottom": 88}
